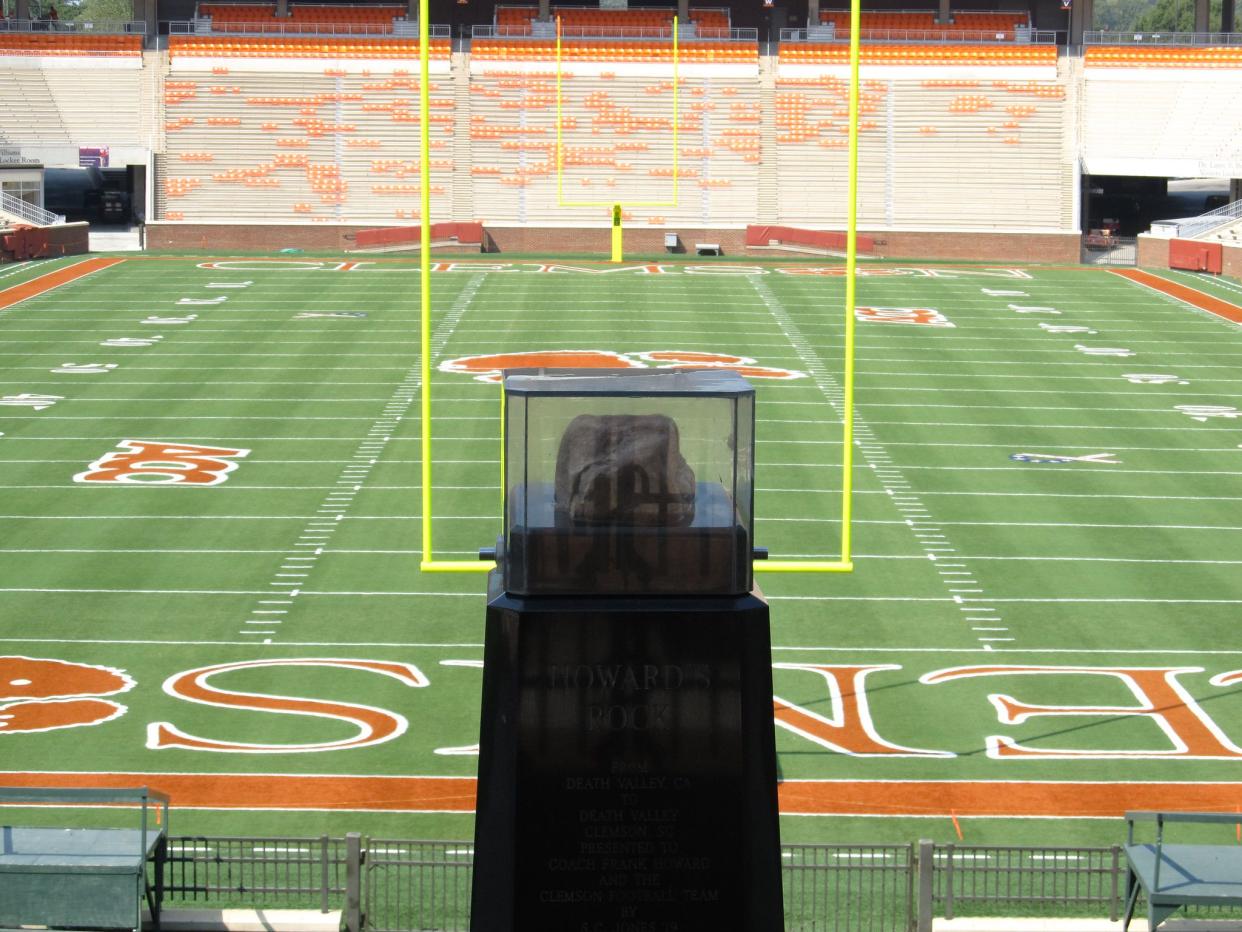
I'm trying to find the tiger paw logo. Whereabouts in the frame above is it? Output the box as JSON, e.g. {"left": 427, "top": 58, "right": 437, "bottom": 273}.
{"left": 0, "top": 657, "right": 134, "bottom": 735}
{"left": 74, "top": 440, "right": 250, "bottom": 486}
{"left": 439, "top": 349, "right": 806, "bottom": 383}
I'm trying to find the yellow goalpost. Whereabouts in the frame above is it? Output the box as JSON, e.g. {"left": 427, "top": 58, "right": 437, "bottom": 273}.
{"left": 555, "top": 14, "right": 681, "bottom": 261}
{"left": 417, "top": 0, "right": 864, "bottom": 574}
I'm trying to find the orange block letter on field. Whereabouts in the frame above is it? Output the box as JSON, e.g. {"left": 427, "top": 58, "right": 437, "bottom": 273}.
{"left": 74, "top": 439, "right": 250, "bottom": 486}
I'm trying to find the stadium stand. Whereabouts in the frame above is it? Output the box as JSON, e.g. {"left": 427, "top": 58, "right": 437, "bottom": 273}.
{"left": 1081, "top": 54, "right": 1242, "bottom": 179}
{"left": 198, "top": 3, "right": 406, "bottom": 33}
{"left": 152, "top": 11, "right": 1076, "bottom": 234}
{"left": 772, "top": 74, "right": 1069, "bottom": 231}
{"left": 158, "top": 68, "right": 457, "bottom": 222}
{"left": 467, "top": 28, "right": 761, "bottom": 229}
{"left": 0, "top": 0, "right": 1209, "bottom": 256}
{"left": 817, "top": 9, "right": 1030, "bottom": 38}
{"left": 0, "top": 60, "right": 146, "bottom": 146}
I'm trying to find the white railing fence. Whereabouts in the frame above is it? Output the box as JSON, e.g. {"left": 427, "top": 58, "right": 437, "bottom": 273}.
{"left": 0, "top": 191, "right": 62, "bottom": 226}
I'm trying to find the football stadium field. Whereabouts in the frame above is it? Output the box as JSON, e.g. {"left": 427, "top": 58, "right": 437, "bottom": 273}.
{"left": 1, "top": 253, "right": 1241, "bottom": 847}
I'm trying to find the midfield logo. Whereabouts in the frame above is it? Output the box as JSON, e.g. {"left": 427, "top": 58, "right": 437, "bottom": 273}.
{"left": 74, "top": 440, "right": 250, "bottom": 486}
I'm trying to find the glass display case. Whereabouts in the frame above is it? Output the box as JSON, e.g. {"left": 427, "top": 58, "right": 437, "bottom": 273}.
{"left": 501, "top": 367, "right": 755, "bottom": 596}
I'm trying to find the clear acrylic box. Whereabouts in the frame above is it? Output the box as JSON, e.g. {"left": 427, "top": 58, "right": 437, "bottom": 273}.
{"left": 501, "top": 368, "right": 755, "bottom": 596}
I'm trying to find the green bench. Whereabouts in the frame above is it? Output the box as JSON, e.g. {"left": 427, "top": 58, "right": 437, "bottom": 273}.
{"left": 1124, "top": 810, "right": 1242, "bottom": 931}
{"left": 0, "top": 787, "right": 168, "bottom": 932}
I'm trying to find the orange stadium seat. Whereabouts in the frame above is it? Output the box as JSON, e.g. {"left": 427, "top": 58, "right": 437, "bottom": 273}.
{"left": 779, "top": 41, "right": 1053, "bottom": 66}
{"left": 0, "top": 33, "right": 142, "bottom": 55}
{"left": 170, "top": 34, "right": 449, "bottom": 59}
{"left": 1085, "top": 44, "right": 1242, "bottom": 67}
{"left": 201, "top": 3, "right": 402, "bottom": 33}
{"left": 472, "top": 38, "right": 754, "bottom": 63}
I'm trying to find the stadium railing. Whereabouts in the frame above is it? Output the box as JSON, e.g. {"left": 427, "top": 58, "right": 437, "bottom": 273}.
{"left": 0, "top": 191, "right": 63, "bottom": 226}
{"left": 779, "top": 26, "right": 1058, "bottom": 44}
{"left": 0, "top": 18, "right": 146, "bottom": 33}
{"left": 929, "top": 842, "right": 1122, "bottom": 924}
{"left": 164, "top": 834, "right": 350, "bottom": 913}
{"left": 156, "top": 834, "right": 1242, "bottom": 931}
{"left": 1083, "top": 29, "right": 1242, "bottom": 45}
{"left": 1149, "top": 198, "right": 1242, "bottom": 240}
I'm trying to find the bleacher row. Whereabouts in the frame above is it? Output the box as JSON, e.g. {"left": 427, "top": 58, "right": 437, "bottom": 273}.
{"left": 471, "top": 39, "right": 755, "bottom": 62}
{"left": 168, "top": 36, "right": 451, "bottom": 59}
{"left": 160, "top": 70, "right": 456, "bottom": 222}
{"left": 200, "top": 2, "right": 403, "bottom": 27}
{"left": 779, "top": 43, "right": 1055, "bottom": 65}
{"left": 140, "top": 32, "right": 1073, "bottom": 230}
{"left": 0, "top": 34, "right": 143, "bottom": 56}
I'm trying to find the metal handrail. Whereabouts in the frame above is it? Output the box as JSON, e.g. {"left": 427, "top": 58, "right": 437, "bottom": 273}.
{"left": 152, "top": 834, "right": 1159, "bottom": 930}
{"left": 780, "top": 26, "right": 1057, "bottom": 43}
{"left": 1152, "top": 199, "right": 1242, "bottom": 239}
{"left": 0, "top": 18, "right": 146, "bottom": 33}
{"left": 168, "top": 19, "right": 450, "bottom": 37}
{"left": 1083, "top": 29, "right": 1242, "bottom": 45}
{"left": 0, "top": 191, "right": 63, "bottom": 227}
{"left": 473, "top": 23, "right": 756, "bottom": 41}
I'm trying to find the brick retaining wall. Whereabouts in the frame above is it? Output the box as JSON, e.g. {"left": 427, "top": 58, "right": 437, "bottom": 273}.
{"left": 146, "top": 223, "right": 1081, "bottom": 264}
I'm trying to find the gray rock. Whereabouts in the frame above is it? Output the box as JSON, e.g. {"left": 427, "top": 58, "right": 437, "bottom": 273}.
{"left": 554, "top": 413, "right": 696, "bottom": 526}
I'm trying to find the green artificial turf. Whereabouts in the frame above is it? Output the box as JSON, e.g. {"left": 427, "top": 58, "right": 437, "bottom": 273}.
{"left": 0, "top": 256, "right": 1240, "bottom": 851}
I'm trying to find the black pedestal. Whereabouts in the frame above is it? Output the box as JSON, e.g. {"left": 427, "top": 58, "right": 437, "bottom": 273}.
{"left": 470, "top": 571, "right": 783, "bottom": 932}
